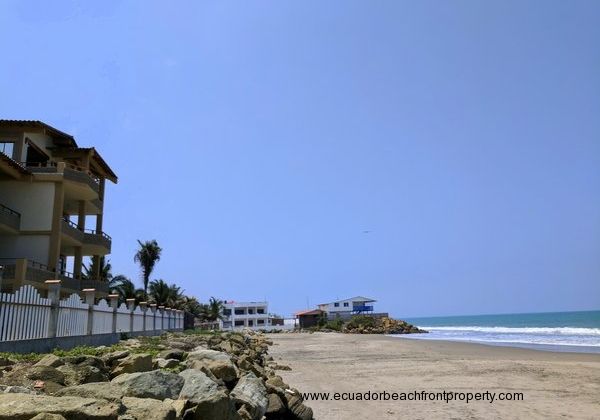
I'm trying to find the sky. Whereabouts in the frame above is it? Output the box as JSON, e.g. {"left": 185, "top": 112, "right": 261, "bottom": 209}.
{"left": 0, "top": 1, "right": 599, "bottom": 318}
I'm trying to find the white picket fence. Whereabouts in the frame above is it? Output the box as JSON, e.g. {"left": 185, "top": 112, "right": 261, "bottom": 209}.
{"left": 0, "top": 282, "right": 184, "bottom": 342}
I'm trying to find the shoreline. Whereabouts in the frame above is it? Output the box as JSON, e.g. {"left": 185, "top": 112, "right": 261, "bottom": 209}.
{"left": 268, "top": 332, "right": 600, "bottom": 419}
{"left": 389, "top": 334, "right": 600, "bottom": 355}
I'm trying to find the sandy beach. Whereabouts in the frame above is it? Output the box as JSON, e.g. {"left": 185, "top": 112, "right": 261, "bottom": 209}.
{"left": 268, "top": 333, "right": 600, "bottom": 419}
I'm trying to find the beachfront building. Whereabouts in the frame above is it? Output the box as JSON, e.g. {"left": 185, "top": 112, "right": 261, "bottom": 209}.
{"left": 220, "top": 301, "right": 271, "bottom": 330}
{"left": 0, "top": 120, "right": 117, "bottom": 297}
{"left": 295, "top": 309, "right": 325, "bottom": 328}
{"left": 318, "top": 296, "right": 378, "bottom": 317}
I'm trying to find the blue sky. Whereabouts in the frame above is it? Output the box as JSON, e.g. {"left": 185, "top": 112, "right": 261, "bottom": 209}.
{"left": 1, "top": 1, "right": 599, "bottom": 317}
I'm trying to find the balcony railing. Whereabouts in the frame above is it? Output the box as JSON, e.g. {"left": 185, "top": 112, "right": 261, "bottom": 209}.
{"left": 0, "top": 258, "right": 109, "bottom": 294}
{"left": 21, "top": 161, "right": 100, "bottom": 193}
{"left": 0, "top": 203, "right": 21, "bottom": 231}
{"left": 352, "top": 305, "right": 374, "bottom": 313}
{"left": 61, "top": 218, "right": 112, "bottom": 248}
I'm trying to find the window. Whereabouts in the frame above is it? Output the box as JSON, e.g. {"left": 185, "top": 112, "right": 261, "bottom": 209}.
{"left": 257, "top": 319, "right": 265, "bottom": 325}
{"left": 234, "top": 320, "right": 245, "bottom": 326}
{"left": 334, "top": 303, "right": 339, "bottom": 307}
{"left": 343, "top": 302, "right": 349, "bottom": 307}
{"left": 234, "top": 309, "right": 245, "bottom": 315}
{"left": 248, "top": 308, "right": 254, "bottom": 314}
{"left": 0, "top": 142, "right": 14, "bottom": 158}
{"left": 257, "top": 308, "right": 265, "bottom": 314}
{"left": 223, "top": 309, "right": 231, "bottom": 316}
{"left": 248, "top": 320, "right": 254, "bottom": 327}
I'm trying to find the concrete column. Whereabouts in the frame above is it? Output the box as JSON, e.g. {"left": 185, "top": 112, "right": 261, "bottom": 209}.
{"left": 14, "top": 258, "right": 27, "bottom": 290}
{"left": 83, "top": 288, "right": 96, "bottom": 335}
{"left": 109, "top": 294, "right": 119, "bottom": 333}
{"left": 45, "top": 280, "right": 61, "bottom": 338}
{"left": 96, "top": 178, "right": 105, "bottom": 232}
{"left": 139, "top": 302, "right": 148, "bottom": 331}
{"left": 73, "top": 247, "right": 83, "bottom": 279}
{"left": 48, "top": 182, "right": 65, "bottom": 272}
{"left": 77, "top": 200, "right": 86, "bottom": 230}
{"left": 126, "top": 298, "right": 136, "bottom": 333}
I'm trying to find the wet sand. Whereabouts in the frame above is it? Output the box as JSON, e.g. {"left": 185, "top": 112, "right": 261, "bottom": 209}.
{"left": 268, "top": 332, "right": 600, "bottom": 419}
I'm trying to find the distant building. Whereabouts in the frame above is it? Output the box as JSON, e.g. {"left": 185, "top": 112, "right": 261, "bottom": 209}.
{"left": 295, "top": 309, "right": 325, "bottom": 328}
{"left": 318, "top": 296, "right": 377, "bottom": 317}
{"left": 220, "top": 301, "right": 270, "bottom": 330}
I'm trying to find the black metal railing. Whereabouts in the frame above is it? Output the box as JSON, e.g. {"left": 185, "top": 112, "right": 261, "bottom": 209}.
{"left": 0, "top": 203, "right": 20, "bottom": 218}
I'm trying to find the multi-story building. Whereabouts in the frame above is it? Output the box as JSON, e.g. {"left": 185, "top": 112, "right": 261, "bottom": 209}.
{"left": 220, "top": 301, "right": 271, "bottom": 330}
{"left": 317, "top": 296, "right": 378, "bottom": 318}
{"left": 0, "top": 120, "right": 117, "bottom": 296}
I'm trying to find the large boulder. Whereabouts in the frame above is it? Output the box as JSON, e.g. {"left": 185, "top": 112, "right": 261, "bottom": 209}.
{"left": 157, "top": 349, "right": 185, "bottom": 361}
{"left": 101, "top": 350, "right": 130, "bottom": 367}
{"left": 110, "top": 354, "right": 153, "bottom": 377}
{"left": 53, "top": 383, "right": 124, "bottom": 402}
{"left": 121, "top": 396, "right": 176, "bottom": 420}
{"left": 283, "top": 392, "right": 313, "bottom": 420}
{"left": 178, "top": 369, "right": 238, "bottom": 419}
{"left": 230, "top": 373, "right": 268, "bottom": 420}
{"left": 0, "top": 393, "right": 120, "bottom": 419}
{"left": 154, "top": 358, "right": 180, "bottom": 369}
{"left": 35, "top": 355, "right": 64, "bottom": 368}
{"left": 185, "top": 349, "right": 238, "bottom": 382}
{"left": 30, "top": 414, "right": 66, "bottom": 420}
{"left": 265, "top": 394, "right": 285, "bottom": 417}
{"left": 57, "top": 364, "right": 109, "bottom": 386}
{"left": 25, "top": 366, "right": 66, "bottom": 385}
{"left": 111, "top": 370, "right": 184, "bottom": 400}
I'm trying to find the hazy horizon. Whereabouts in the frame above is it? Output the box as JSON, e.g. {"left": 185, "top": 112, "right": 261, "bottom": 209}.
{"left": 1, "top": 1, "right": 599, "bottom": 318}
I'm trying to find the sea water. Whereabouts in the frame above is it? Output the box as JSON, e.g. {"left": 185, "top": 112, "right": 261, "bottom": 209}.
{"left": 395, "top": 310, "right": 600, "bottom": 353}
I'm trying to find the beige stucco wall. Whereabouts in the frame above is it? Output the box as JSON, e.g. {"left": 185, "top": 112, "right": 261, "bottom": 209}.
{"left": 0, "top": 235, "right": 50, "bottom": 263}
{"left": 0, "top": 181, "right": 55, "bottom": 230}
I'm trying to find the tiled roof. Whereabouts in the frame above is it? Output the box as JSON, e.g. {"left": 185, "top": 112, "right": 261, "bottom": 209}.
{"left": 0, "top": 120, "right": 77, "bottom": 146}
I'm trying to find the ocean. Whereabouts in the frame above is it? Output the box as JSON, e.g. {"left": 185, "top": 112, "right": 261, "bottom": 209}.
{"left": 396, "top": 310, "right": 600, "bottom": 353}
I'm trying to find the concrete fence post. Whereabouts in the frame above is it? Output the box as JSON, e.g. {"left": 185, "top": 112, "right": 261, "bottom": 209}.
{"left": 158, "top": 306, "right": 165, "bottom": 330}
{"left": 83, "top": 288, "right": 96, "bottom": 335}
{"left": 45, "top": 280, "right": 61, "bottom": 338}
{"left": 108, "top": 294, "right": 119, "bottom": 334}
{"left": 165, "top": 308, "right": 171, "bottom": 330}
{"left": 139, "top": 302, "right": 148, "bottom": 332}
{"left": 126, "top": 299, "right": 136, "bottom": 333}
{"left": 150, "top": 304, "right": 157, "bottom": 332}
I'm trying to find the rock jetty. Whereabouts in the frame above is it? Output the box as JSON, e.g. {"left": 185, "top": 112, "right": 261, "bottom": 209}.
{"left": 0, "top": 331, "right": 313, "bottom": 420}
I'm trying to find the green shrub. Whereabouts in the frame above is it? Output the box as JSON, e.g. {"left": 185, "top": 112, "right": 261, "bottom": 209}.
{"left": 324, "top": 318, "right": 344, "bottom": 331}
{"left": 346, "top": 315, "right": 376, "bottom": 329}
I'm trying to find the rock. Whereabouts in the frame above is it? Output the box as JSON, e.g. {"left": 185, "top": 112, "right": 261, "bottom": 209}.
{"left": 57, "top": 364, "right": 109, "bottom": 386}
{"left": 25, "top": 366, "right": 65, "bottom": 385}
{"left": 53, "top": 382, "right": 124, "bottom": 402}
{"left": 0, "top": 385, "right": 38, "bottom": 394}
{"left": 157, "top": 349, "right": 185, "bottom": 361}
{"left": 272, "top": 364, "right": 291, "bottom": 371}
{"left": 0, "top": 393, "right": 120, "bottom": 419}
{"left": 111, "top": 354, "right": 152, "bottom": 377}
{"left": 230, "top": 373, "right": 268, "bottom": 420}
{"left": 265, "top": 394, "right": 285, "bottom": 417}
{"left": 168, "top": 398, "right": 189, "bottom": 418}
{"left": 35, "top": 355, "right": 64, "bottom": 368}
{"left": 178, "top": 368, "right": 238, "bottom": 420}
{"left": 30, "top": 414, "right": 67, "bottom": 420}
{"left": 121, "top": 396, "right": 176, "bottom": 420}
{"left": 0, "top": 357, "right": 13, "bottom": 368}
{"left": 284, "top": 392, "right": 313, "bottom": 420}
{"left": 101, "top": 350, "right": 130, "bottom": 367}
{"left": 111, "top": 370, "right": 184, "bottom": 400}
{"left": 185, "top": 349, "right": 238, "bottom": 382}
{"left": 155, "top": 358, "right": 179, "bottom": 369}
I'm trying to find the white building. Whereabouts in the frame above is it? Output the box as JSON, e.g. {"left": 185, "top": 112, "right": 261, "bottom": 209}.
{"left": 318, "top": 296, "right": 377, "bottom": 317}
{"left": 220, "top": 301, "right": 271, "bottom": 330}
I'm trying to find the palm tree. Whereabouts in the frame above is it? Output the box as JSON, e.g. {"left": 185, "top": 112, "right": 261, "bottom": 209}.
{"left": 180, "top": 296, "right": 203, "bottom": 318}
{"left": 200, "top": 297, "right": 225, "bottom": 322}
{"left": 82, "top": 256, "right": 112, "bottom": 281}
{"left": 148, "top": 279, "right": 183, "bottom": 307}
{"left": 134, "top": 239, "right": 162, "bottom": 300}
{"left": 109, "top": 275, "right": 144, "bottom": 304}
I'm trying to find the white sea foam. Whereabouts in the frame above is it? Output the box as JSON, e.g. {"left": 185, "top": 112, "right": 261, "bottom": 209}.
{"left": 418, "top": 326, "right": 600, "bottom": 336}
{"left": 394, "top": 325, "right": 600, "bottom": 350}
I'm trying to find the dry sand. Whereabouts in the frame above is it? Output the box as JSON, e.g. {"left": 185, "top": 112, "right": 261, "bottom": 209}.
{"left": 268, "top": 332, "right": 600, "bottom": 419}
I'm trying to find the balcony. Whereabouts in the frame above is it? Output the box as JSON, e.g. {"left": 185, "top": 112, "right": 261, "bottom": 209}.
{"left": 61, "top": 219, "right": 112, "bottom": 255}
{"left": 0, "top": 258, "right": 109, "bottom": 295}
{"left": 21, "top": 161, "right": 100, "bottom": 198}
{"left": 352, "top": 305, "right": 374, "bottom": 313}
{"left": 0, "top": 203, "right": 20, "bottom": 233}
